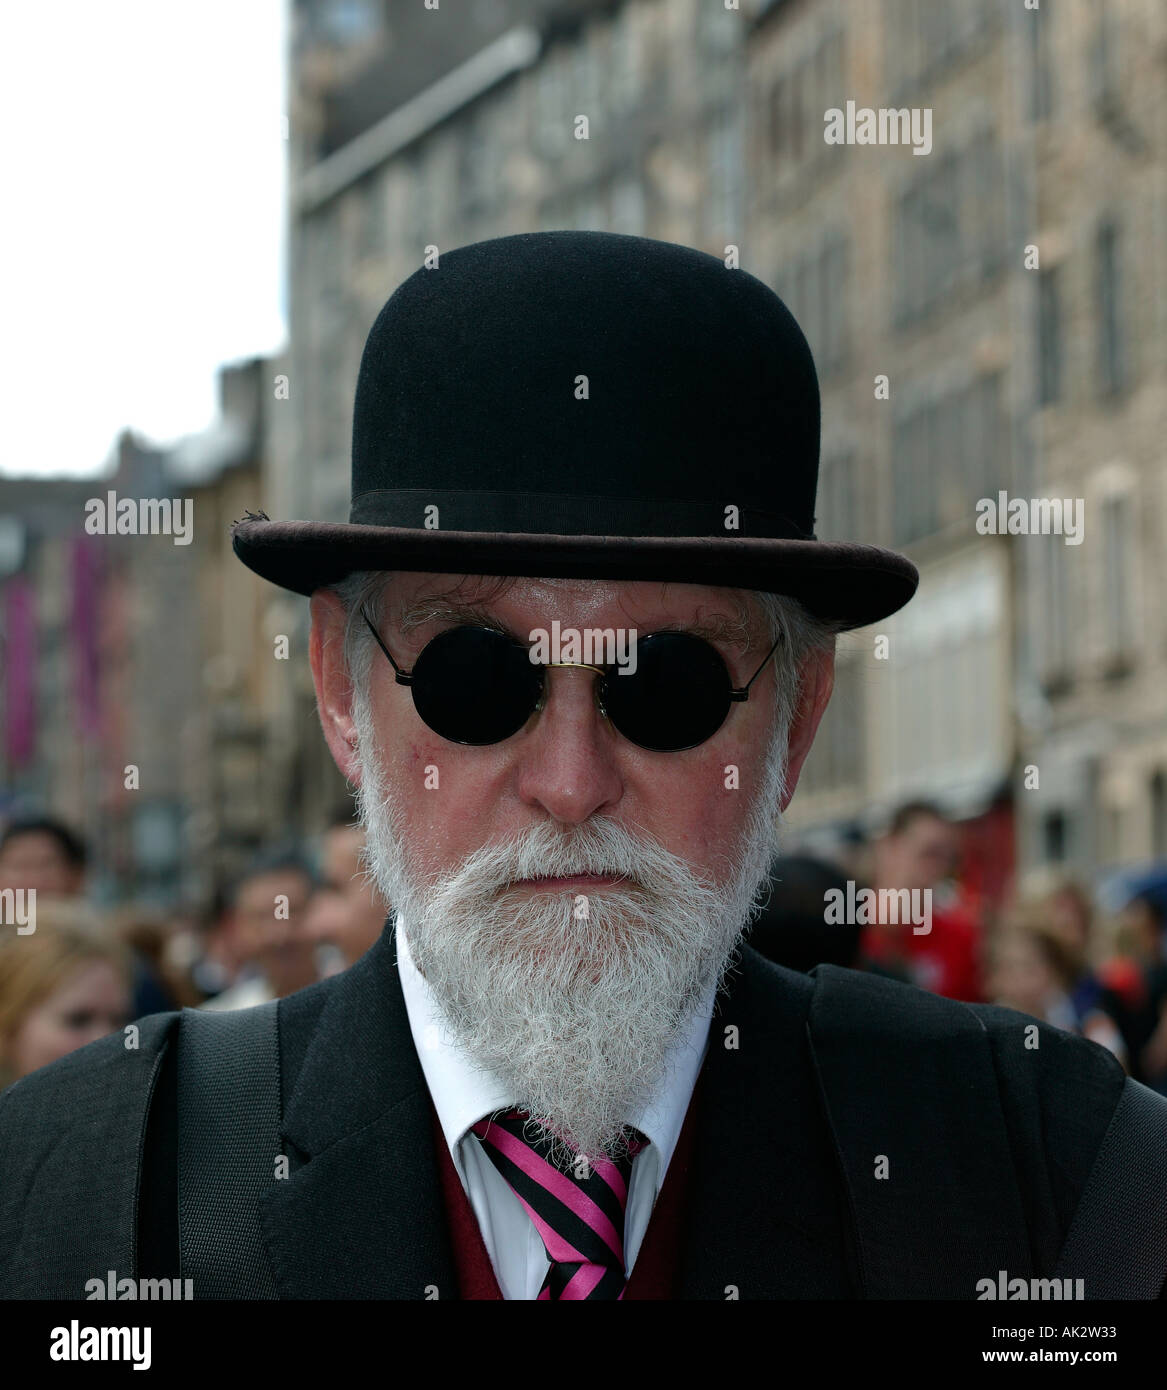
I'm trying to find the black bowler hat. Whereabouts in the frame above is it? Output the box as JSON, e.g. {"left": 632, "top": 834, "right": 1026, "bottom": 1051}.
{"left": 232, "top": 230, "right": 917, "bottom": 629}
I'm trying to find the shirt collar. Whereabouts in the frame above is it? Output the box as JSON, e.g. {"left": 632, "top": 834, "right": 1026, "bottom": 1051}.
{"left": 395, "top": 913, "right": 714, "bottom": 1184}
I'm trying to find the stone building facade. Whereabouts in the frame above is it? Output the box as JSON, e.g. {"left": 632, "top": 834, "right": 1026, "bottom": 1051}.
{"left": 266, "top": 0, "right": 1164, "bottom": 889}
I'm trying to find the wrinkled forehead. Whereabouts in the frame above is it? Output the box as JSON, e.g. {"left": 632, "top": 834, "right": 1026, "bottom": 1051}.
{"left": 377, "top": 572, "right": 767, "bottom": 642}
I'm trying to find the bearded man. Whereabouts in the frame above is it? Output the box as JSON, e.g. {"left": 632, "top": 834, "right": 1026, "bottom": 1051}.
{"left": 2, "top": 232, "right": 1166, "bottom": 1302}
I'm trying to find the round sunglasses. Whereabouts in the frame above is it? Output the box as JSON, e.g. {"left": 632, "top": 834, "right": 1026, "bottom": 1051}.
{"left": 359, "top": 606, "right": 781, "bottom": 752}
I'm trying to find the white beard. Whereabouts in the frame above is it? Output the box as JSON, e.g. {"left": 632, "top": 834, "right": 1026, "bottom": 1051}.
{"left": 351, "top": 684, "right": 789, "bottom": 1166}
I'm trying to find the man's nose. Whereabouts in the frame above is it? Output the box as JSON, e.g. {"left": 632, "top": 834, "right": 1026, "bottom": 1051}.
{"left": 515, "top": 666, "right": 623, "bottom": 825}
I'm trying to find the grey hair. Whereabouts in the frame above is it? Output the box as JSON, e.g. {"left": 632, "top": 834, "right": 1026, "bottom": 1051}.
{"left": 330, "top": 570, "right": 837, "bottom": 742}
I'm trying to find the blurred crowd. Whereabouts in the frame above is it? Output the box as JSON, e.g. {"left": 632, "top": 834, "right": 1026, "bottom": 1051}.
{"left": 749, "top": 802, "right": 1167, "bottom": 1094}
{"left": 0, "top": 803, "right": 389, "bottom": 1092}
{"left": 3, "top": 798, "right": 1167, "bottom": 1096}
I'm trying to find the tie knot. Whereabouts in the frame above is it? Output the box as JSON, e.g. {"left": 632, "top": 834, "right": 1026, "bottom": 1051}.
{"left": 470, "top": 1108, "right": 650, "bottom": 1299}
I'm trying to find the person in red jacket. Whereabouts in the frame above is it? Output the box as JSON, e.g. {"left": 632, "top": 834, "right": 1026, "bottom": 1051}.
{"left": 861, "top": 800, "right": 983, "bottom": 1002}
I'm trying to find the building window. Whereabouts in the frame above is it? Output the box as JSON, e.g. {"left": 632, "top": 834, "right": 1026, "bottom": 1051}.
{"left": 885, "top": 0, "right": 992, "bottom": 93}
{"left": 697, "top": 0, "right": 738, "bottom": 55}
{"left": 1042, "top": 529, "right": 1071, "bottom": 689}
{"left": 771, "top": 60, "right": 804, "bottom": 166}
{"left": 933, "top": 152, "right": 961, "bottom": 296}
{"left": 1037, "top": 267, "right": 1062, "bottom": 405}
{"left": 971, "top": 128, "right": 1004, "bottom": 280}
{"left": 458, "top": 114, "right": 492, "bottom": 223}
{"left": 534, "top": 49, "right": 570, "bottom": 156}
{"left": 974, "top": 373, "right": 1004, "bottom": 499}
{"left": 357, "top": 174, "right": 384, "bottom": 262}
{"left": 822, "top": 27, "right": 845, "bottom": 112}
{"left": 609, "top": 8, "right": 640, "bottom": 113}
{"left": 405, "top": 147, "right": 432, "bottom": 250}
{"left": 767, "top": 28, "right": 845, "bottom": 179}
{"left": 821, "top": 234, "right": 849, "bottom": 375}
{"left": 1152, "top": 772, "right": 1167, "bottom": 859}
{"left": 1043, "top": 810, "right": 1068, "bottom": 863}
{"left": 892, "top": 403, "right": 931, "bottom": 545}
{"left": 787, "top": 65, "right": 805, "bottom": 163}
{"left": 573, "top": 27, "right": 603, "bottom": 124}
{"left": 894, "top": 127, "right": 1003, "bottom": 326}
{"left": 1096, "top": 221, "right": 1126, "bottom": 397}
{"left": 891, "top": 373, "right": 1006, "bottom": 543}
{"left": 921, "top": 398, "right": 942, "bottom": 532}
{"left": 707, "top": 105, "right": 743, "bottom": 244}
{"left": 1100, "top": 493, "right": 1136, "bottom": 671}
{"left": 767, "top": 76, "right": 784, "bottom": 159}
{"left": 1027, "top": 4, "right": 1054, "bottom": 121}
{"left": 920, "top": 0, "right": 949, "bottom": 70}
{"left": 891, "top": 409, "right": 909, "bottom": 544}
{"left": 799, "top": 653, "right": 863, "bottom": 795}
{"left": 774, "top": 229, "right": 849, "bottom": 381}
{"left": 894, "top": 187, "right": 915, "bottom": 322}
{"left": 1088, "top": 2, "right": 1121, "bottom": 118}
{"left": 1104, "top": 804, "right": 1122, "bottom": 864}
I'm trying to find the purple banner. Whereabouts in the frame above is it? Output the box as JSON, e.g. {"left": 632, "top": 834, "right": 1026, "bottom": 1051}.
{"left": 3, "top": 576, "right": 36, "bottom": 767}
{"left": 70, "top": 536, "right": 103, "bottom": 739}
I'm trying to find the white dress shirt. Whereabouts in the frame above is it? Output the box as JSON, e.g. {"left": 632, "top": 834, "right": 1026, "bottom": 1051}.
{"left": 395, "top": 913, "right": 715, "bottom": 1300}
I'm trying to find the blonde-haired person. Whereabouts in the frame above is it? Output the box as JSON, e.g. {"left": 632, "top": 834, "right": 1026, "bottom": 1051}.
{"left": 987, "top": 909, "right": 1127, "bottom": 1068}
{"left": 0, "top": 904, "right": 133, "bottom": 1092}
{"left": 1012, "top": 868, "right": 1101, "bottom": 1014}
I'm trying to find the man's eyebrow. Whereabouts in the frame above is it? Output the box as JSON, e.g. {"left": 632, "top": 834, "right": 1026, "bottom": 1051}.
{"left": 653, "top": 616, "right": 754, "bottom": 656}
{"left": 396, "top": 598, "right": 755, "bottom": 655}
{"left": 397, "top": 598, "right": 509, "bottom": 636}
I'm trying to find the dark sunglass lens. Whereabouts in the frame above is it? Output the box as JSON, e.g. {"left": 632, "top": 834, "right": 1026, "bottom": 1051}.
{"left": 601, "top": 632, "right": 732, "bottom": 751}
{"left": 411, "top": 626, "right": 542, "bottom": 745}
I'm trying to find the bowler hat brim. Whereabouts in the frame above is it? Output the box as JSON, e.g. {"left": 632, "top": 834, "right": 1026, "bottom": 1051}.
{"left": 231, "top": 518, "right": 917, "bottom": 631}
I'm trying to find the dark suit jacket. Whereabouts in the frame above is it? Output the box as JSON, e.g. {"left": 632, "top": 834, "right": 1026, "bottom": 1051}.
{"left": 0, "top": 930, "right": 1136, "bottom": 1299}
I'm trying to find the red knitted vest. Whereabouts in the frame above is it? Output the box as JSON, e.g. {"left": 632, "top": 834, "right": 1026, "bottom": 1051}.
{"left": 430, "top": 1071, "right": 704, "bottom": 1300}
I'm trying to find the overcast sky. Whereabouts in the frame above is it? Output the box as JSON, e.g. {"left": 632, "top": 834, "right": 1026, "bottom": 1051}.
{"left": 1, "top": 0, "right": 288, "bottom": 478}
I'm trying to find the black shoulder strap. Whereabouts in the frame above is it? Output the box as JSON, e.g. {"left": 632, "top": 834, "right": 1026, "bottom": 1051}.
{"left": 177, "top": 1001, "right": 281, "bottom": 1299}
{"left": 1053, "top": 1078, "right": 1167, "bottom": 1298}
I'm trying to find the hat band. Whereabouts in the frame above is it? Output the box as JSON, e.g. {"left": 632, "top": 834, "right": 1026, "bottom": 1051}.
{"left": 348, "top": 488, "right": 813, "bottom": 540}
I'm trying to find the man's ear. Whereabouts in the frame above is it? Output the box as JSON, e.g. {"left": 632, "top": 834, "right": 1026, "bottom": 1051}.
{"left": 309, "top": 589, "right": 362, "bottom": 785}
{"left": 779, "top": 645, "right": 836, "bottom": 812}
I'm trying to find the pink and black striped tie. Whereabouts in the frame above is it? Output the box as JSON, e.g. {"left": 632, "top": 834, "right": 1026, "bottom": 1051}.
{"left": 471, "top": 1108, "right": 648, "bottom": 1300}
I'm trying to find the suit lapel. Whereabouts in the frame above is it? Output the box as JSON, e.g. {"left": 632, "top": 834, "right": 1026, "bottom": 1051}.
{"left": 676, "top": 946, "right": 857, "bottom": 1298}
{"left": 258, "top": 934, "right": 854, "bottom": 1300}
{"left": 259, "top": 930, "right": 457, "bottom": 1299}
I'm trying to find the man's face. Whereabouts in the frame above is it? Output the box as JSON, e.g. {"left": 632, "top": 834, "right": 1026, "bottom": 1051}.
{"left": 883, "top": 815, "right": 958, "bottom": 892}
{"left": 356, "top": 575, "right": 786, "bottom": 895}
{"left": 987, "top": 935, "right": 1054, "bottom": 1016}
{"left": 0, "top": 831, "right": 83, "bottom": 898}
{"left": 305, "top": 825, "right": 389, "bottom": 967}
{"left": 1119, "top": 898, "right": 1162, "bottom": 964}
{"left": 9, "top": 960, "right": 130, "bottom": 1079}
{"left": 232, "top": 868, "right": 317, "bottom": 989}
{"left": 311, "top": 574, "right": 832, "bottom": 1162}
